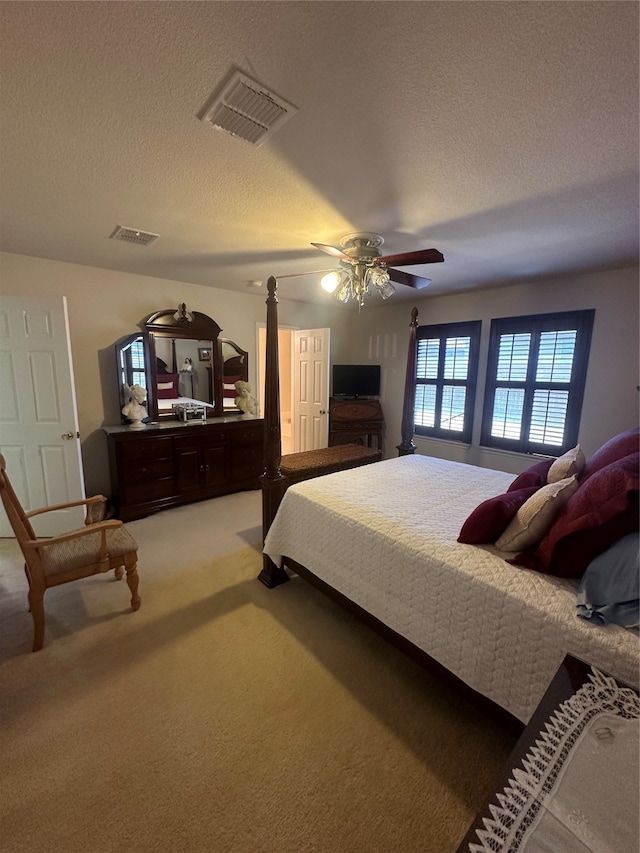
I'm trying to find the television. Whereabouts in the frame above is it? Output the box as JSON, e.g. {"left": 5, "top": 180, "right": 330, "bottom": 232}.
{"left": 332, "top": 364, "right": 381, "bottom": 398}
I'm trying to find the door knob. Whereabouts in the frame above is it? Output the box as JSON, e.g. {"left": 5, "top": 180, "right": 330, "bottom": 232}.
{"left": 61, "top": 431, "right": 79, "bottom": 440}
{"left": 319, "top": 409, "right": 327, "bottom": 415}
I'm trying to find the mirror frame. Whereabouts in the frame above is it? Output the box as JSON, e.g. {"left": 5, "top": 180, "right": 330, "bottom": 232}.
{"left": 141, "top": 307, "right": 223, "bottom": 421}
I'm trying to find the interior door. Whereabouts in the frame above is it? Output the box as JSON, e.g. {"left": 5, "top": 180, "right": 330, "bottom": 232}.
{"left": 0, "top": 295, "right": 86, "bottom": 536}
{"left": 293, "top": 328, "right": 330, "bottom": 452}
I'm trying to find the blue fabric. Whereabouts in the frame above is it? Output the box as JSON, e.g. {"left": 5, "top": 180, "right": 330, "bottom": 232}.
{"left": 577, "top": 532, "right": 639, "bottom": 627}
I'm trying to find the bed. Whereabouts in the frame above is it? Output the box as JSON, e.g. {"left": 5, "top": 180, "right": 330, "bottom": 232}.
{"left": 259, "top": 277, "right": 639, "bottom": 725}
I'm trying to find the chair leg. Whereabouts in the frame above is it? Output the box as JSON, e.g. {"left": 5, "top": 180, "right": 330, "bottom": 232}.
{"left": 125, "top": 560, "right": 141, "bottom": 611}
{"left": 114, "top": 565, "right": 124, "bottom": 581}
{"left": 28, "top": 586, "right": 46, "bottom": 652}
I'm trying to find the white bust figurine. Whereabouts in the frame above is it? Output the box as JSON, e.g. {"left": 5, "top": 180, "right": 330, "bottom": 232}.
{"left": 122, "top": 384, "right": 148, "bottom": 428}
{"left": 233, "top": 380, "right": 257, "bottom": 415}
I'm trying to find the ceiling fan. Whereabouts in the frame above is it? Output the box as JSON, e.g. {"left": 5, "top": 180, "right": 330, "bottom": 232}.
{"left": 279, "top": 232, "right": 444, "bottom": 308}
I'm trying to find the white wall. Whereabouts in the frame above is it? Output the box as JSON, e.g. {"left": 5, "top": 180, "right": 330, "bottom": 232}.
{"left": 348, "top": 266, "right": 639, "bottom": 473}
{"left": 0, "top": 251, "right": 352, "bottom": 495}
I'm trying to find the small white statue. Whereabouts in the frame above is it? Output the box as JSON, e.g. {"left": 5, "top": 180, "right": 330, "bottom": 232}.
{"left": 122, "top": 384, "right": 148, "bottom": 429}
{"left": 233, "top": 380, "right": 257, "bottom": 416}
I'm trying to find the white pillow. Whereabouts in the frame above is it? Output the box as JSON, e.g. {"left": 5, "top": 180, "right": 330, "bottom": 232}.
{"left": 547, "top": 444, "right": 586, "bottom": 483}
{"left": 157, "top": 381, "right": 175, "bottom": 390}
{"left": 495, "top": 475, "right": 579, "bottom": 552}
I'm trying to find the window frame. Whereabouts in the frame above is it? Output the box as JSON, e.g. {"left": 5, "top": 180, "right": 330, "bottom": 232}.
{"left": 414, "top": 320, "right": 481, "bottom": 444}
{"left": 480, "top": 309, "right": 595, "bottom": 456}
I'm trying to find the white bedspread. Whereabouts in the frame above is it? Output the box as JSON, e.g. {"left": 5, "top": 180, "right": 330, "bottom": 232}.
{"left": 263, "top": 455, "right": 639, "bottom": 723}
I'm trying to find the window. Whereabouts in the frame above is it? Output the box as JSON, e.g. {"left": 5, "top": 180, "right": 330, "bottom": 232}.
{"left": 414, "top": 321, "right": 481, "bottom": 443}
{"left": 481, "top": 310, "right": 594, "bottom": 456}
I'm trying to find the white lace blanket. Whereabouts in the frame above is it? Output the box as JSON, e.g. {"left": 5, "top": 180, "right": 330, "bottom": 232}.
{"left": 263, "top": 455, "right": 640, "bottom": 723}
{"left": 470, "top": 667, "right": 639, "bottom": 853}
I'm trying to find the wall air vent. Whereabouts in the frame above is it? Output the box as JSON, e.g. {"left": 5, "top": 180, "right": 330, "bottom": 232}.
{"left": 110, "top": 226, "right": 160, "bottom": 246}
{"left": 198, "top": 68, "right": 298, "bottom": 147}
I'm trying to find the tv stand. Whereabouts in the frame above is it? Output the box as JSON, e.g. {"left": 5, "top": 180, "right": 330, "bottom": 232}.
{"left": 328, "top": 397, "right": 384, "bottom": 450}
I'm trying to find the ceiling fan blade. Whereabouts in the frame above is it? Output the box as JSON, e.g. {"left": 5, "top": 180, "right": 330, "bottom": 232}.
{"left": 379, "top": 248, "right": 444, "bottom": 266}
{"left": 388, "top": 268, "right": 432, "bottom": 289}
{"left": 311, "top": 242, "right": 353, "bottom": 262}
{"left": 275, "top": 268, "right": 335, "bottom": 279}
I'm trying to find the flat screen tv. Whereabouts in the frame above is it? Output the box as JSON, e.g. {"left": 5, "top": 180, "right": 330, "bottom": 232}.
{"left": 332, "top": 364, "right": 381, "bottom": 398}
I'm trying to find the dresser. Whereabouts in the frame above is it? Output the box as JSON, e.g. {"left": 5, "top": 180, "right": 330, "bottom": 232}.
{"left": 328, "top": 397, "right": 384, "bottom": 450}
{"left": 105, "top": 415, "right": 263, "bottom": 521}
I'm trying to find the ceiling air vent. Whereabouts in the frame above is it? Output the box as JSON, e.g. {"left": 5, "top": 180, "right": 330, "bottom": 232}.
{"left": 110, "top": 226, "right": 160, "bottom": 246}
{"left": 198, "top": 68, "right": 298, "bottom": 147}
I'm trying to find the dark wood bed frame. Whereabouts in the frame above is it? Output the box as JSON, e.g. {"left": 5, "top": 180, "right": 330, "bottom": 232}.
{"left": 258, "top": 275, "right": 523, "bottom": 734}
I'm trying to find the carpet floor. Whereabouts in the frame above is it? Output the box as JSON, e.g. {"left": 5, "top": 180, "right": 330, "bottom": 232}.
{"left": 0, "top": 490, "right": 516, "bottom": 852}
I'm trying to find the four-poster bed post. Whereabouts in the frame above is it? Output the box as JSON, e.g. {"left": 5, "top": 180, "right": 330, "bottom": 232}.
{"left": 397, "top": 306, "right": 419, "bottom": 456}
{"left": 257, "top": 277, "right": 289, "bottom": 589}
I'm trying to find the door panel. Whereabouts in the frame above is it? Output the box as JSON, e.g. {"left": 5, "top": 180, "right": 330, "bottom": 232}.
{"left": 0, "top": 296, "right": 85, "bottom": 536}
{"left": 293, "top": 328, "right": 330, "bottom": 452}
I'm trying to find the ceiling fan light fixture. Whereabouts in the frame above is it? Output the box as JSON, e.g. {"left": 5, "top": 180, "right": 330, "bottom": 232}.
{"left": 321, "top": 270, "right": 342, "bottom": 293}
{"left": 313, "top": 232, "right": 443, "bottom": 308}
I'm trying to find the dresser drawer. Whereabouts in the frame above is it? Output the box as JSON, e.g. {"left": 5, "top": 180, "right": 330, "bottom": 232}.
{"left": 120, "top": 436, "right": 173, "bottom": 462}
{"left": 174, "top": 432, "right": 228, "bottom": 450}
{"left": 124, "top": 476, "right": 176, "bottom": 505}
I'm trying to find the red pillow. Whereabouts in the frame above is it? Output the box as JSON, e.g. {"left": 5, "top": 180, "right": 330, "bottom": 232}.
{"left": 156, "top": 375, "right": 179, "bottom": 399}
{"left": 510, "top": 452, "right": 639, "bottom": 577}
{"left": 581, "top": 427, "right": 639, "bottom": 481}
{"left": 458, "top": 486, "right": 539, "bottom": 544}
{"left": 507, "top": 458, "right": 554, "bottom": 492}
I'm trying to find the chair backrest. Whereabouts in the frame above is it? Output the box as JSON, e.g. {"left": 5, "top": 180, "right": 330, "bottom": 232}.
{"left": 0, "top": 454, "right": 37, "bottom": 548}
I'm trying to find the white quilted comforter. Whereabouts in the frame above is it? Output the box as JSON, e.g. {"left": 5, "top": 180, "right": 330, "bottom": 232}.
{"left": 263, "top": 455, "right": 639, "bottom": 723}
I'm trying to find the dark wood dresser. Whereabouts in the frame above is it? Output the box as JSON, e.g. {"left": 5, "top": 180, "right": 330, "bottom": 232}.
{"left": 328, "top": 397, "right": 384, "bottom": 450}
{"left": 104, "top": 415, "right": 263, "bottom": 521}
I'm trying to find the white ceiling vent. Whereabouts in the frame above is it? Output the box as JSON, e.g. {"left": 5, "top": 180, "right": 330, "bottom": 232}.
{"left": 198, "top": 68, "right": 298, "bottom": 147}
{"left": 110, "top": 226, "right": 160, "bottom": 246}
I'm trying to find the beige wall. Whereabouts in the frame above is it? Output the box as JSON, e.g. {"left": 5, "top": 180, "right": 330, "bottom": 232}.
{"left": 347, "top": 265, "right": 640, "bottom": 473}
{"left": 2, "top": 250, "right": 637, "bottom": 492}
{"left": 0, "top": 251, "right": 352, "bottom": 495}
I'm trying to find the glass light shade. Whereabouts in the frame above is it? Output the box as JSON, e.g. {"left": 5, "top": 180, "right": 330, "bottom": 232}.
{"left": 337, "top": 279, "right": 352, "bottom": 303}
{"left": 378, "top": 281, "right": 396, "bottom": 299}
{"left": 321, "top": 270, "right": 342, "bottom": 293}
{"left": 368, "top": 266, "right": 389, "bottom": 287}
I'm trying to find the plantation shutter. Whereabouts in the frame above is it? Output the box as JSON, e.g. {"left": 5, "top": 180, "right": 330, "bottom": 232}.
{"left": 482, "top": 311, "right": 594, "bottom": 455}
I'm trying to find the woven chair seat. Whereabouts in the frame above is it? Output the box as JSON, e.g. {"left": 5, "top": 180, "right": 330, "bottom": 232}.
{"left": 40, "top": 526, "right": 138, "bottom": 577}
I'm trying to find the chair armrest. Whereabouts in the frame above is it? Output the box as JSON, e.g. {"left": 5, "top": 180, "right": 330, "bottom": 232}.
{"left": 21, "top": 519, "right": 123, "bottom": 549}
{"left": 26, "top": 494, "right": 107, "bottom": 520}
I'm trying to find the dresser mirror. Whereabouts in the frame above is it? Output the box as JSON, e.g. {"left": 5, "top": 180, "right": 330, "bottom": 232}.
{"left": 115, "top": 305, "right": 248, "bottom": 424}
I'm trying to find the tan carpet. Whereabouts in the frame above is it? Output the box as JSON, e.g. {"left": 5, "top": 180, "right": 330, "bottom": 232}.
{"left": 0, "top": 490, "right": 516, "bottom": 852}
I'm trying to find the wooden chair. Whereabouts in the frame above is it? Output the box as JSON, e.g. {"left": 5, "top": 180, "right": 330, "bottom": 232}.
{"left": 0, "top": 453, "right": 141, "bottom": 651}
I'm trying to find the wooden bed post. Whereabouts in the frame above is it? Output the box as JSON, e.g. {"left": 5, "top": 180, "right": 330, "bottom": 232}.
{"left": 397, "top": 307, "right": 419, "bottom": 456}
{"left": 258, "top": 276, "right": 290, "bottom": 588}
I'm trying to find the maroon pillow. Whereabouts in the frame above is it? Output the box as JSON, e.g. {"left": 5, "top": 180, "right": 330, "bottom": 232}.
{"left": 458, "top": 486, "right": 539, "bottom": 544}
{"left": 510, "top": 452, "right": 639, "bottom": 577}
{"left": 507, "top": 458, "right": 554, "bottom": 492}
{"left": 156, "top": 375, "right": 179, "bottom": 399}
{"left": 582, "top": 427, "right": 639, "bottom": 481}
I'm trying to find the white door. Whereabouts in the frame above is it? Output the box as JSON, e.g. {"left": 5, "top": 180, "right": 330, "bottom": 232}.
{"left": 0, "top": 295, "right": 85, "bottom": 536}
{"left": 293, "top": 328, "right": 330, "bottom": 452}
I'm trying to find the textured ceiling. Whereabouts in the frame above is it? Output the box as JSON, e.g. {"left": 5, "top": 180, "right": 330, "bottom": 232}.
{"left": 0, "top": 1, "right": 638, "bottom": 306}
